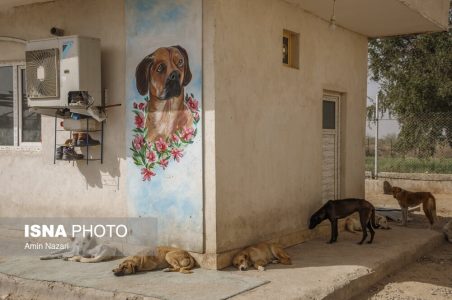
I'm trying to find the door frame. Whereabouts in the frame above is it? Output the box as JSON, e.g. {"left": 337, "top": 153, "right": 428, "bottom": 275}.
{"left": 322, "top": 92, "right": 341, "bottom": 200}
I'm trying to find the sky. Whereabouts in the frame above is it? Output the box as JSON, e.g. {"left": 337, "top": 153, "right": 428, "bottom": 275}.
{"left": 366, "top": 78, "right": 400, "bottom": 138}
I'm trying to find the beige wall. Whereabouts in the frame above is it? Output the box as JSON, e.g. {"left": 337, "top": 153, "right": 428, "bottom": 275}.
{"left": 211, "top": 0, "right": 368, "bottom": 253}
{"left": 401, "top": 0, "right": 450, "bottom": 30}
{"left": 0, "top": 0, "right": 369, "bottom": 263}
{"left": 0, "top": 0, "right": 127, "bottom": 218}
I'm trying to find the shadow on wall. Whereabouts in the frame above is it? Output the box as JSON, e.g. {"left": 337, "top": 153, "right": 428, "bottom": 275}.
{"left": 74, "top": 47, "right": 126, "bottom": 189}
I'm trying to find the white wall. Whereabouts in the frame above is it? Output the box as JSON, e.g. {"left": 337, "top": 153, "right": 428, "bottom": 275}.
{"left": 0, "top": 0, "right": 127, "bottom": 218}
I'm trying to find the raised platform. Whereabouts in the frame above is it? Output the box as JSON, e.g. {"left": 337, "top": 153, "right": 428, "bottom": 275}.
{"left": 0, "top": 219, "right": 446, "bottom": 300}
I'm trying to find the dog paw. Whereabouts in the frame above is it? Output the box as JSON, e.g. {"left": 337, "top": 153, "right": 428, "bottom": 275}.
{"left": 162, "top": 268, "right": 171, "bottom": 272}
{"left": 271, "top": 260, "right": 279, "bottom": 264}
{"left": 257, "top": 266, "right": 265, "bottom": 272}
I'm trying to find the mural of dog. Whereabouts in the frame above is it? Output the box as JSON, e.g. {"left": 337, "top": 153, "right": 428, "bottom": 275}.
{"left": 136, "top": 46, "right": 193, "bottom": 143}
{"left": 112, "top": 246, "right": 195, "bottom": 276}
{"left": 232, "top": 242, "right": 292, "bottom": 271}
{"left": 391, "top": 186, "right": 437, "bottom": 228}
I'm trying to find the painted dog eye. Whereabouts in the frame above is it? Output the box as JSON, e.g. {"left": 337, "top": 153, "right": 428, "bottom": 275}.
{"left": 177, "top": 58, "right": 184, "bottom": 67}
{"left": 156, "top": 64, "right": 165, "bottom": 73}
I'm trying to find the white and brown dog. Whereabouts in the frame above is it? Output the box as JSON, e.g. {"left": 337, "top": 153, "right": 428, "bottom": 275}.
{"left": 136, "top": 46, "right": 193, "bottom": 143}
{"left": 232, "top": 242, "right": 291, "bottom": 271}
{"left": 40, "top": 234, "right": 121, "bottom": 263}
{"left": 346, "top": 213, "right": 391, "bottom": 233}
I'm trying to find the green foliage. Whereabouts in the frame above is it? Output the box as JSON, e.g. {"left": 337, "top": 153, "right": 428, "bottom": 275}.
{"left": 365, "top": 156, "right": 452, "bottom": 174}
{"left": 368, "top": 10, "right": 452, "bottom": 156}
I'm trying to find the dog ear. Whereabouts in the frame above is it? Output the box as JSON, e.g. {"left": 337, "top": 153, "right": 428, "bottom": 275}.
{"left": 136, "top": 54, "right": 154, "bottom": 96}
{"left": 172, "top": 45, "right": 192, "bottom": 86}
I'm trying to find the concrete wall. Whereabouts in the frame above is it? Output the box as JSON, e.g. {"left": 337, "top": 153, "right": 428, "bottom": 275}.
{"left": 366, "top": 173, "right": 452, "bottom": 195}
{"left": 211, "top": 0, "right": 368, "bottom": 253}
{"left": 0, "top": 0, "right": 127, "bottom": 218}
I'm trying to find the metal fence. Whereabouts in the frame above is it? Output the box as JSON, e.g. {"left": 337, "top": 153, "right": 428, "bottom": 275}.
{"left": 366, "top": 112, "right": 452, "bottom": 176}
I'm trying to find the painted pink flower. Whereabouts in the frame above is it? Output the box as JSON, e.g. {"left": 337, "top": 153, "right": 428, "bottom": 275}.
{"left": 155, "top": 137, "right": 168, "bottom": 153}
{"left": 134, "top": 113, "right": 145, "bottom": 128}
{"left": 171, "top": 134, "right": 179, "bottom": 143}
{"left": 171, "top": 148, "right": 184, "bottom": 162}
{"left": 146, "top": 150, "right": 156, "bottom": 162}
{"left": 133, "top": 102, "right": 138, "bottom": 109}
{"left": 138, "top": 102, "right": 146, "bottom": 111}
{"left": 187, "top": 97, "right": 199, "bottom": 112}
{"left": 193, "top": 112, "right": 200, "bottom": 122}
{"left": 181, "top": 127, "right": 195, "bottom": 142}
{"left": 141, "top": 168, "right": 155, "bottom": 181}
{"left": 133, "top": 135, "right": 144, "bottom": 150}
{"left": 159, "top": 158, "right": 169, "bottom": 169}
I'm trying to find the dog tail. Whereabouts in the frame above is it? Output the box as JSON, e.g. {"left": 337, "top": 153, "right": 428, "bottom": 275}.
{"left": 423, "top": 193, "right": 437, "bottom": 226}
{"left": 371, "top": 207, "right": 380, "bottom": 229}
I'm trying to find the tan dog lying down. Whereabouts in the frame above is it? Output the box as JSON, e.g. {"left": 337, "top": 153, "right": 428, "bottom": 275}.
{"left": 112, "top": 246, "right": 195, "bottom": 276}
{"left": 232, "top": 242, "right": 291, "bottom": 271}
{"left": 346, "top": 214, "right": 391, "bottom": 233}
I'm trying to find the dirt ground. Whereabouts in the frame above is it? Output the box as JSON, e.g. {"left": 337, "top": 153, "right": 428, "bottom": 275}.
{"left": 356, "top": 192, "right": 452, "bottom": 300}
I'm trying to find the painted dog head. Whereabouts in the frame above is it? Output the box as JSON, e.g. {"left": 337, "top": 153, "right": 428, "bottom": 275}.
{"left": 135, "top": 46, "right": 192, "bottom": 100}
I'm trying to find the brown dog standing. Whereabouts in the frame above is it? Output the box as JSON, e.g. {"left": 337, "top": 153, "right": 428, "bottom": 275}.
{"left": 136, "top": 46, "right": 193, "bottom": 142}
{"left": 392, "top": 186, "right": 437, "bottom": 228}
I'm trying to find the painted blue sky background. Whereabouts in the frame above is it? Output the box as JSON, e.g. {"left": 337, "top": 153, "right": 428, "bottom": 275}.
{"left": 125, "top": 0, "right": 203, "bottom": 251}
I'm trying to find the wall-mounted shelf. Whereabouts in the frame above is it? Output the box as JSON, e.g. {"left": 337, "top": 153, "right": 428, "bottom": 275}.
{"left": 53, "top": 114, "right": 104, "bottom": 165}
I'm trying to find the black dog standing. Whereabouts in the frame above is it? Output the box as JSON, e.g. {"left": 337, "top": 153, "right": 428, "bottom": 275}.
{"left": 309, "top": 199, "right": 379, "bottom": 244}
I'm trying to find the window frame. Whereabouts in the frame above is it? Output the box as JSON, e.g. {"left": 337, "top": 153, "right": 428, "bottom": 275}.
{"left": 0, "top": 61, "right": 41, "bottom": 151}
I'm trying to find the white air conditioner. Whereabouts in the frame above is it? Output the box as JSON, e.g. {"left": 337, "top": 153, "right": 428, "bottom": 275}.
{"left": 26, "top": 36, "right": 101, "bottom": 108}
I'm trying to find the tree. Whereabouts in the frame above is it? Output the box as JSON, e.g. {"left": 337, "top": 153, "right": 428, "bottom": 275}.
{"left": 368, "top": 6, "right": 452, "bottom": 158}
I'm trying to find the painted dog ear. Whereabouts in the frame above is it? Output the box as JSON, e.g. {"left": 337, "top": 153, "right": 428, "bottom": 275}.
{"left": 136, "top": 54, "right": 154, "bottom": 96}
{"left": 172, "top": 45, "right": 192, "bottom": 87}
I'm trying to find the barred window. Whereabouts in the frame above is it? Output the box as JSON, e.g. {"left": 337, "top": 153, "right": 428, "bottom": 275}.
{"left": 0, "top": 63, "right": 41, "bottom": 147}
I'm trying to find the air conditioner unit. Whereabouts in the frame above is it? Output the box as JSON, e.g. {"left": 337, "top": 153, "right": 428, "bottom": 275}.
{"left": 26, "top": 36, "right": 101, "bottom": 108}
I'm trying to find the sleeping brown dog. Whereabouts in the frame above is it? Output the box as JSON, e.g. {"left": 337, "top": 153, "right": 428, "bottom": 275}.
{"left": 232, "top": 242, "right": 291, "bottom": 271}
{"left": 136, "top": 46, "right": 193, "bottom": 142}
{"left": 112, "top": 246, "right": 195, "bottom": 276}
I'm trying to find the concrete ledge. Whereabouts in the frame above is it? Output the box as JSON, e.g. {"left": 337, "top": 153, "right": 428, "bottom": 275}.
{"left": 325, "top": 228, "right": 445, "bottom": 299}
{"left": 1, "top": 223, "right": 444, "bottom": 300}
{"left": 196, "top": 222, "right": 338, "bottom": 270}
{"left": 0, "top": 274, "right": 156, "bottom": 300}
{"left": 231, "top": 224, "right": 445, "bottom": 300}
{"left": 366, "top": 172, "right": 452, "bottom": 194}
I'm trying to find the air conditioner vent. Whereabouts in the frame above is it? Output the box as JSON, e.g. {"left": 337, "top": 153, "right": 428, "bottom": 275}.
{"left": 26, "top": 48, "right": 59, "bottom": 99}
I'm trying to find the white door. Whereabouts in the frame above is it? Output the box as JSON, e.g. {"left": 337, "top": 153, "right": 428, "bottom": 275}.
{"left": 322, "top": 94, "right": 340, "bottom": 202}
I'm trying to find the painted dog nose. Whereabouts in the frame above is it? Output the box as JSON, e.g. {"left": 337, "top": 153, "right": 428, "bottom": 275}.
{"left": 168, "top": 71, "right": 179, "bottom": 81}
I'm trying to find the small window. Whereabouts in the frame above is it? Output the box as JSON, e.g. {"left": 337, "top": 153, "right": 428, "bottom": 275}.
{"left": 0, "top": 66, "right": 14, "bottom": 145}
{"left": 0, "top": 63, "right": 41, "bottom": 148}
{"left": 323, "top": 100, "right": 336, "bottom": 130}
{"left": 282, "top": 29, "right": 299, "bottom": 69}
